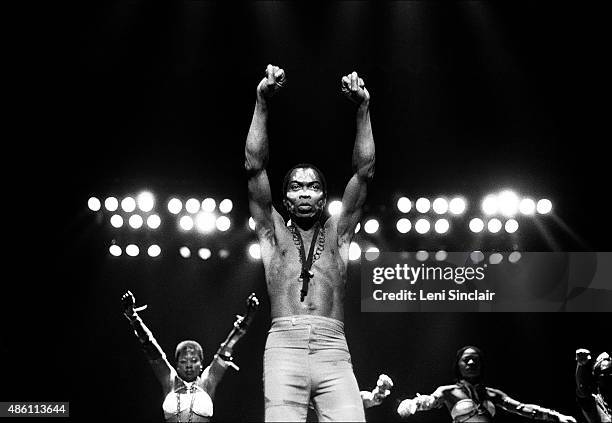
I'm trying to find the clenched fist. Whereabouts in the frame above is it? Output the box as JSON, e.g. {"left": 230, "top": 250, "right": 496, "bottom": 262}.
{"left": 257, "top": 64, "right": 286, "bottom": 99}
{"left": 341, "top": 71, "right": 370, "bottom": 105}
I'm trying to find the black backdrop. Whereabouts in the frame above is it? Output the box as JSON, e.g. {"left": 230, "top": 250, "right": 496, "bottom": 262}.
{"left": 1, "top": 2, "right": 609, "bottom": 422}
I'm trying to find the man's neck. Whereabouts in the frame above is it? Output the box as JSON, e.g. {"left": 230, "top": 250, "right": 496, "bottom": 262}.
{"left": 291, "top": 215, "right": 319, "bottom": 231}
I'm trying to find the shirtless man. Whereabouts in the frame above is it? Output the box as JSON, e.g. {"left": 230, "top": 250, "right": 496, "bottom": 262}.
{"left": 244, "top": 64, "right": 375, "bottom": 422}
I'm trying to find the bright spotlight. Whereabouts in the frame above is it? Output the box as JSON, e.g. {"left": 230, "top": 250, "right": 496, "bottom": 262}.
{"left": 487, "top": 218, "right": 502, "bottom": 233}
{"left": 219, "top": 199, "right": 233, "bottom": 214}
{"left": 348, "top": 242, "right": 361, "bottom": 261}
{"left": 110, "top": 214, "right": 124, "bottom": 228}
{"left": 198, "top": 248, "right": 212, "bottom": 260}
{"left": 104, "top": 197, "right": 119, "bottom": 211}
{"left": 125, "top": 244, "right": 139, "bottom": 257}
{"left": 449, "top": 197, "right": 466, "bottom": 215}
{"left": 432, "top": 198, "right": 449, "bottom": 214}
{"left": 469, "top": 218, "right": 484, "bottom": 233}
{"left": 219, "top": 249, "right": 230, "bottom": 259}
{"left": 168, "top": 198, "right": 183, "bottom": 214}
{"left": 481, "top": 195, "right": 498, "bottom": 216}
{"left": 470, "top": 251, "right": 485, "bottom": 263}
{"left": 415, "top": 218, "right": 430, "bottom": 234}
{"left": 415, "top": 250, "right": 429, "bottom": 262}
{"left": 536, "top": 199, "right": 552, "bottom": 214}
{"left": 147, "top": 214, "right": 161, "bottom": 229}
{"left": 248, "top": 217, "right": 256, "bottom": 230}
{"left": 434, "top": 218, "right": 450, "bottom": 234}
{"left": 88, "top": 197, "right": 101, "bottom": 211}
{"left": 147, "top": 245, "right": 161, "bottom": 257}
{"left": 128, "top": 215, "right": 143, "bottom": 229}
{"left": 498, "top": 190, "right": 519, "bottom": 217}
{"left": 136, "top": 191, "right": 155, "bottom": 212}
{"left": 508, "top": 251, "right": 522, "bottom": 263}
{"left": 354, "top": 222, "right": 361, "bottom": 233}
{"left": 519, "top": 198, "right": 536, "bottom": 215}
{"left": 328, "top": 200, "right": 343, "bottom": 216}
{"left": 364, "top": 219, "right": 379, "bottom": 234}
{"left": 195, "top": 212, "right": 216, "bottom": 232}
{"left": 435, "top": 250, "right": 448, "bottom": 261}
{"left": 179, "top": 246, "right": 191, "bottom": 258}
{"left": 121, "top": 197, "right": 136, "bottom": 213}
{"left": 396, "top": 218, "right": 411, "bottom": 233}
{"left": 248, "top": 243, "right": 261, "bottom": 260}
{"left": 365, "top": 247, "right": 380, "bottom": 261}
{"left": 489, "top": 253, "right": 503, "bottom": 265}
{"left": 109, "top": 245, "right": 122, "bottom": 257}
{"left": 185, "top": 198, "right": 201, "bottom": 214}
{"left": 179, "top": 216, "right": 194, "bottom": 231}
{"left": 415, "top": 198, "right": 430, "bottom": 213}
{"left": 505, "top": 219, "right": 519, "bottom": 233}
{"left": 397, "top": 197, "right": 412, "bottom": 213}
{"left": 202, "top": 198, "right": 216, "bottom": 213}
{"left": 216, "top": 215, "right": 231, "bottom": 231}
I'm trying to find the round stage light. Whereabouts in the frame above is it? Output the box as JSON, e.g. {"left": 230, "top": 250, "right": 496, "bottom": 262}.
{"left": 449, "top": 197, "right": 466, "bottom": 215}
{"left": 219, "top": 249, "right": 230, "bottom": 259}
{"left": 168, "top": 198, "right": 183, "bottom": 214}
{"left": 434, "top": 218, "right": 450, "bottom": 234}
{"left": 435, "top": 250, "right": 448, "bottom": 261}
{"left": 481, "top": 195, "right": 498, "bottom": 216}
{"left": 198, "top": 248, "right": 212, "bottom": 260}
{"left": 88, "top": 197, "right": 101, "bottom": 211}
{"left": 432, "top": 198, "right": 449, "bottom": 214}
{"left": 396, "top": 218, "right": 411, "bottom": 233}
{"left": 219, "top": 199, "right": 233, "bottom": 214}
{"left": 125, "top": 244, "right": 139, "bottom": 257}
{"left": 469, "top": 218, "right": 484, "bottom": 233}
{"left": 195, "top": 212, "right": 216, "bottom": 233}
{"left": 328, "top": 200, "right": 343, "bottom": 216}
{"left": 147, "top": 245, "right": 161, "bottom": 257}
{"left": 110, "top": 214, "right": 124, "bottom": 228}
{"left": 121, "top": 197, "right": 136, "bottom": 213}
{"left": 109, "top": 245, "right": 122, "bottom": 257}
{"left": 505, "top": 219, "right": 519, "bottom": 233}
{"left": 487, "top": 218, "right": 502, "bottom": 233}
{"left": 415, "top": 250, "right": 429, "bottom": 262}
{"left": 365, "top": 247, "right": 380, "bottom": 261}
{"left": 179, "top": 216, "right": 194, "bottom": 231}
{"left": 147, "top": 214, "right": 161, "bottom": 229}
{"left": 185, "top": 198, "right": 201, "bottom": 214}
{"left": 415, "top": 198, "right": 430, "bottom": 213}
{"left": 498, "top": 190, "right": 519, "bottom": 217}
{"left": 104, "top": 197, "right": 119, "bottom": 212}
{"left": 470, "top": 251, "right": 485, "bottom": 263}
{"left": 489, "top": 253, "right": 503, "bottom": 265}
{"left": 537, "top": 199, "right": 552, "bottom": 214}
{"left": 248, "top": 243, "right": 261, "bottom": 260}
{"left": 519, "top": 198, "right": 536, "bottom": 215}
{"left": 508, "top": 251, "right": 522, "bottom": 263}
{"left": 128, "top": 215, "right": 143, "bottom": 229}
{"left": 179, "top": 246, "right": 191, "bottom": 258}
{"left": 364, "top": 219, "right": 379, "bottom": 234}
{"left": 397, "top": 197, "right": 412, "bottom": 213}
{"left": 354, "top": 222, "right": 361, "bottom": 233}
{"left": 137, "top": 191, "right": 155, "bottom": 212}
{"left": 216, "top": 216, "right": 231, "bottom": 232}
{"left": 415, "top": 218, "right": 430, "bottom": 234}
{"left": 248, "top": 217, "right": 256, "bottom": 230}
{"left": 202, "top": 198, "right": 216, "bottom": 213}
{"left": 349, "top": 242, "right": 362, "bottom": 261}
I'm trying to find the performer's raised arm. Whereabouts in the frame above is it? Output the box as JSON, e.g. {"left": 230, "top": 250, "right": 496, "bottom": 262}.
{"left": 397, "top": 387, "right": 448, "bottom": 417}
{"left": 245, "top": 64, "right": 286, "bottom": 243}
{"left": 361, "top": 374, "right": 393, "bottom": 409}
{"left": 337, "top": 71, "right": 375, "bottom": 247}
{"left": 489, "top": 388, "right": 576, "bottom": 422}
{"left": 121, "top": 291, "right": 174, "bottom": 393}
{"left": 576, "top": 348, "right": 595, "bottom": 399}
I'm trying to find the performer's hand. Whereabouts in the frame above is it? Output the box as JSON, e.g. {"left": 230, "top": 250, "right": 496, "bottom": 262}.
{"left": 121, "top": 290, "right": 136, "bottom": 319}
{"left": 257, "top": 64, "right": 286, "bottom": 100}
{"left": 576, "top": 348, "right": 591, "bottom": 365}
{"left": 341, "top": 71, "right": 370, "bottom": 105}
{"left": 558, "top": 416, "right": 576, "bottom": 423}
{"left": 372, "top": 374, "right": 393, "bottom": 403}
{"left": 397, "top": 398, "right": 418, "bottom": 417}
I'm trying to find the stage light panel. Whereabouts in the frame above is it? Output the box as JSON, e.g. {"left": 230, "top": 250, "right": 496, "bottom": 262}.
{"left": 328, "top": 200, "right": 343, "bottom": 216}
{"left": 415, "top": 218, "right": 430, "bottom": 234}
{"left": 104, "top": 197, "right": 118, "bottom": 212}
{"left": 88, "top": 197, "right": 101, "bottom": 211}
{"left": 397, "top": 197, "right": 412, "bottom": 213}
{"left": 121, "top": 197, "right": 136, "bottom": 213}
{"left": 219, "top": 199, "right": 233, "bottom": 214}
{"left": 415, "top": 198, "right": 430, "bottom": 213}
{"left": 364, "top": 219, "right": 379, "bottom": 234}
{"left": 110, "top": 214, "right": 124, "bottom": 228}
{"left": 432, "top": 198, "right": 448, "bottom": 214}
{"left": 168, "top": 198, "right": 182, "bottom": 214}
{"left": 136, "top": 191, "right": 154, "bottom": 212}
{"left": 396, "top": 218, "right": 411, "bottom": 233}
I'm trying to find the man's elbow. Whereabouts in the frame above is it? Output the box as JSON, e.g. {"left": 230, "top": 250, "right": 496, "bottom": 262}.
{"left": 245, "top": 156, "right": 266, "bottom": 175}
{"left": 355, "top": 160, "right": 375, "bottom": 181}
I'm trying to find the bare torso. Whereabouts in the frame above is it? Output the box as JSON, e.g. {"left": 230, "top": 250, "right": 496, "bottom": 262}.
{"left": 260, "top": 210, "right": 349, "bottom": 320}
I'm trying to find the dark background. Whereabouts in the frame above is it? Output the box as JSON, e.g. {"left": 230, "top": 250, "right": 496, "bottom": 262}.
{"left": 1, "top": 2, "right": 609, "bottom": 422}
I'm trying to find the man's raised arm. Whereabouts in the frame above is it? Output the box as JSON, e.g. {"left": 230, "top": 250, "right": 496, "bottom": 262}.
{"left": 245, "top": 64, "right": 286, "bottom": 240}
{"left": 337, "top": 71, "right": 375, "bottom": 245}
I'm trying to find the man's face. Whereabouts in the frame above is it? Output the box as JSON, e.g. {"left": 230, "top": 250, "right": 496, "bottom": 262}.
{"left": 176, "top": 348, "right": 202, "bottom": 382}
{"left": 458, "top": 348, "right": 482, "bottom": 380}
{"left": 283, "top": 168, "right": 326, "bottom": 219}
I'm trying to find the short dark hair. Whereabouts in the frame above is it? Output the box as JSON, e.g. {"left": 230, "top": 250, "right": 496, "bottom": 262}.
{"left": 175, "top": 340, "right": 203, "bottom": 362}
{"left": 282, "top": 163, "right": 328, "bottom": 199}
